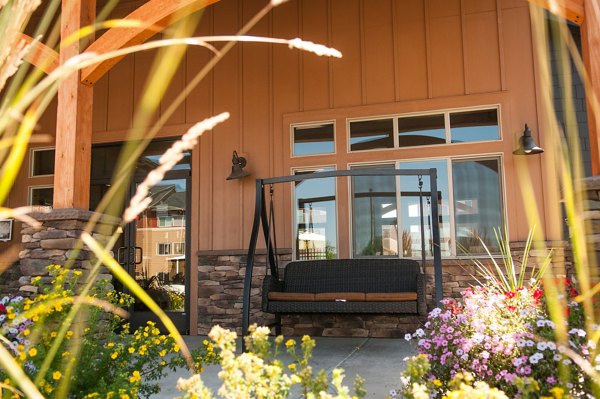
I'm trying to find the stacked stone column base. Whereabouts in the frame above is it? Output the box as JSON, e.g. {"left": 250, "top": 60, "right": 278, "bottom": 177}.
{"left": 18, "top": 209, "right": 120, "bottom": 294}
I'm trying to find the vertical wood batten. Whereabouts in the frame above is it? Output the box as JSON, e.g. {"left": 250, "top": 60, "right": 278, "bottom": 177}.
{"left": 54, "top": 0, "right": 96, "bottom": 209}
{"left": 582, "top": 0, "right": 600, "bottom": 174}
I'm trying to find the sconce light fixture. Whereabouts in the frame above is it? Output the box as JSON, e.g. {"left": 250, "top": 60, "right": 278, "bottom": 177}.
{"left": 226, "top": 151, "right": 251, "bottom": 180}
{"left": 513, "top": 124, "right": 544, "bottom": 155}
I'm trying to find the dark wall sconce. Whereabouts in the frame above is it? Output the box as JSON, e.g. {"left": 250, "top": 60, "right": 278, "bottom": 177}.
{"left": 513, "top": 124, "right": 544, "bottom": 155}
{"left": 226, "top": 151, "right": 251, "bottom": 180}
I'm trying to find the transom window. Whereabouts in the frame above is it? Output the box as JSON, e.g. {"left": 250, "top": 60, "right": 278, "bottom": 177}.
{"left": 349, "top": 107, "right": 499, "bottom": 151}
{"left": 292, "top": 122, "right": 335, "bottom": 156}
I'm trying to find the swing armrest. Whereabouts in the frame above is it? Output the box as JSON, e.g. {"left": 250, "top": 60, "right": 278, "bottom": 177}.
{"left": 262, "top": 275, "right": 284, "bottom": 311}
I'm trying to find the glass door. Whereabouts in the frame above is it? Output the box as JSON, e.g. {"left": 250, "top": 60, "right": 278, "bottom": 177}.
{"left": 90, "top": 141, "right": 192, "bottom": 333}
{"left": 124, "top": 177, "right": 190, "bottom": 333}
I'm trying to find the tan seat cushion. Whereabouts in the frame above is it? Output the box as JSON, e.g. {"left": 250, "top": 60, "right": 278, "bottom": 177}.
{"left": 315, "top": 292, "right": 366, "bottom": 301}
{"left": 365, "top": 292, "right": 418, "bottom": 302}
{"left": 268, "top": 292, "right": 315, "bottom": 301}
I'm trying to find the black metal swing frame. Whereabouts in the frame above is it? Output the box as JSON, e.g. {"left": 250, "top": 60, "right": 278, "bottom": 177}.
{"left": 241, "top": 168, "right": 443, "bottom": 344}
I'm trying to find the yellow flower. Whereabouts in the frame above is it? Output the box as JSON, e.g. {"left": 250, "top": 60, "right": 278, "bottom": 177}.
{"left": 129, "top": 370, "right": 141, "bottom": 383}
{"left": 550, "top": 387, "right": 564, "bottom": 399}
{"left": 173, "top": 344, "right": 180, "bottom": 353}
{"left": 128, "top": 347, "right": 135, "bottom": 354}
{"left": 301, "top": 335, "right": 310, "bottom": 343}
{"left": 65, "top": 330, "right": 73, "bottom": 339}
{"left": 138, "top": 345, "right": 147, "bottom": 355}
{"left": 203, "top": 339, "right": 209, "bottom": 345}
{"left": 74, "top": 270, "right": 82, "bottom": 276}
{"left": 433, "top": 379, "right": 442, "bottom": 387}
{"left": 45, "top": 385, "right": 53, "bottom": 393}
{"left": 120, "top": 395, "right": 130, "bottom": 399}
{"left": 285, "top": 339, "right": 295, "bottom": 348}
{"left": 50, "top": 331, "right": 57, "bottom": 338}
{"left": 288, "top": 363, "right": 297, "bottom": 372}
{"left": 53, "top": 371, "right": 62, "bottom": 380}
{"left": 19, "top": 352, "right": 26, "bottom": 361}
{"left": 23, "top": 329, "right": 30, "bottom": 337}
{"left": 159, "top": 350, "right": 166, "bottom": 357}
{"left": 28, "top": 348, "right": 38, "bottom": 357}
{"left": 31, "top": 315, "right": 38, "bottom": 322}
{"left": 111, "top": 352, "right": 119, "bottom": 359}
{"left": 107, "top": 342, "right": 115, "bottom": 348}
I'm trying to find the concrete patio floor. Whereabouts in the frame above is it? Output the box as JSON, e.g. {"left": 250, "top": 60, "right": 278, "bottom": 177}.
{"left": 152, "top": 335, "right": 416, "bottom": 398}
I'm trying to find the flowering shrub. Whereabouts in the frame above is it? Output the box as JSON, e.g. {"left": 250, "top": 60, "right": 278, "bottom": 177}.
{"left": 402, "top": 279, "right": 593, "bottom": 398}
{"left": 0, "top": 265, "right": 219, "bottom": 398}
{"left": 176, "top": 324, "right": 366, "bottom": 399}
{"left": 398, "top": 356, "right": 509, "bottom": 399}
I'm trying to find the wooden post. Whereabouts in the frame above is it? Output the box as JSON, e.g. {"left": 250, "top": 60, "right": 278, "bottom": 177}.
{"left": 53, "top": 0, "right": 96, "bottom": 209}
{"left": 582, "top": 0, "right": 600, "bottom": 175}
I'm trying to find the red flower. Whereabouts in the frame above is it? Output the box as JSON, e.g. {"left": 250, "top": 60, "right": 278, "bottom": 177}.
{"left": 507, "top": 305, "right": 516, "bottom": 312}
{"left": 0, "top": 304, "right": 6, "bottom": 314}
{"left": 533, "top": 288, "right": 543, "bottom": 300}
{"left": 505, "top": 291, "right": 516, "bottom": 299}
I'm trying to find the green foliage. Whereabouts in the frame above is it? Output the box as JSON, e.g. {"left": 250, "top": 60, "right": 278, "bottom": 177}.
{"left": 176, "top": 324, "right": 365, "bottom": 399}
{"left": 0, "top": 265, "right": 219, "bottom": 398}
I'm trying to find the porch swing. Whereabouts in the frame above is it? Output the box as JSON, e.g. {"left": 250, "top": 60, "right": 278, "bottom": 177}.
{"left": 241, "top": 168, "right": 443, "bottom": 343}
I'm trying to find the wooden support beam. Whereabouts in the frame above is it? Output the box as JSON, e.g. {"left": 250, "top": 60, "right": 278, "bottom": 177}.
{"left": 582, "top": 0, "right": 600, "bottom": 174}
{"left": 53, "top": 0, "right": 96, "bottom": 209}
{"left": 20, "top": 34, "right": 59, "bottom": 75}
{"left": 529, "top": 0, "right": 585, "bottom": 25}
{"left": 80, "top": 0, "right": 219, "bottom": 86}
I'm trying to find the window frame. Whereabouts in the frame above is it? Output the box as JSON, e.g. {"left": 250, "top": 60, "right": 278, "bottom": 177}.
{"left": 28, "top": 185, "right": 54, "bottom": 208}
{"left": 347, "top": 153, "right": 505, "bottom": 258}
{"left": 346, "top": 105, "right": 502, "bottom": 153}
{"left": 172, "top": 242, "right": 185, "bottom": 255}
{"left": 157, "top": 243, "right": 172, "bottom": 256}
{"left": 29, "top": 147, "right": 56, "bottom": 177}
{"left": 290, "top": 120, "right": 336, "bottom": 158}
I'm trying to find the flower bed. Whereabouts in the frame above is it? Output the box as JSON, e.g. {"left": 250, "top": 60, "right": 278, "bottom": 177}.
{"left": 402, "top": 279, "right": 594, "bottom": 398}
{"left": 0, "top": 265, "right": 218, "bottom": 398}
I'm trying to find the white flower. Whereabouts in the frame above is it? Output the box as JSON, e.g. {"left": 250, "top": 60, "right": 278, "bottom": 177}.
{"left": 405, "top": 334, "right": 412, "bottom": 341}
{"left": 554, "top": 354, "right": 562, "bottom": 361}
{"left": 529, "top": 353, "right": 544, "bottom": 364}
{"left": 563, "top": 359, "right": 572, "bottom": 365}
{"left": 415, "top": 328, "right": 425, "bottom": 338}
{"left": 547, "top": 342, "right": 556, "bottom": 351}
{"left": 537, "top": 342, "right": 548, "bottom": 351}
{"left": 526, "top": 340, "right": 535, "bottom": 347}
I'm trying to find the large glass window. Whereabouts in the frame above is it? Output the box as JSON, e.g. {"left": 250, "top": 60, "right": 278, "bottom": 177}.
{"left": 349, "top": 158, "right": 503, "bottom": 258}
{"left": 452, "top": 158, "right": 503, "bottom": 254}
{"left": 349, "top": 119, "right": 394, "bottom": 151}
{"left": 294, "top": 169, "right": 337, "bottom": 260}
{"left": 292, "top": 123, "right": 335, "bottom": 156}
{"left": 399, "top": 160, "right": 451, "bottom": 257}
{"left": 352, "top": 165, "right": 397, "bottom": 257}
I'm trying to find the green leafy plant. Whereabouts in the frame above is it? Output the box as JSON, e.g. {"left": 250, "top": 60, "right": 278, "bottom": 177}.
{"left": 470, "top": 227, "right": 552, "bottom": 294}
